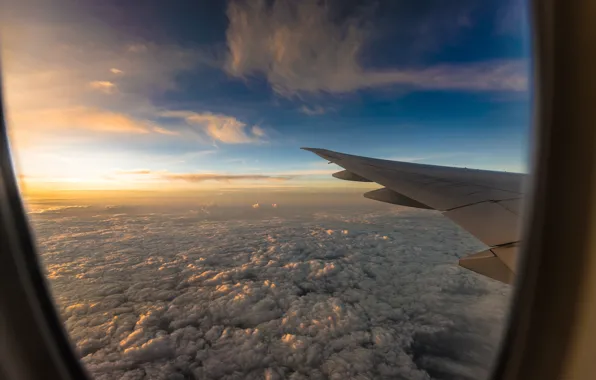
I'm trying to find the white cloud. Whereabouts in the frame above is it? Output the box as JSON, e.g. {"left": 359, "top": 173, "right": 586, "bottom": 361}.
{"left": 110, "top": 68, "right": 124, "bottom": 75}
{"left": 225, "top": 0, "right": 528, "bottom": 96}
{"left": 161, "top": 111, "right": 266, "bottom": 144}
{"left": 33, "top": 203, "right": 511, "bottom": 380}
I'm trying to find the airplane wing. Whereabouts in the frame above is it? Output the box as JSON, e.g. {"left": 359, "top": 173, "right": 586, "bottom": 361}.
{"left": 302, "top": 147, "right": 527, "bottom": 284}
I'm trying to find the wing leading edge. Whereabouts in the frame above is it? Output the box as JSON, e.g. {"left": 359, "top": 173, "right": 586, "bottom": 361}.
{"left": 302, "top": 147, "right": 527, "bottom": 284}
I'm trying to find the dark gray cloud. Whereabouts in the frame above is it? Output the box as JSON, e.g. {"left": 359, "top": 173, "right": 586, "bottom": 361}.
{"left": 32, "top": 203, "right": 511, "bottom": 379}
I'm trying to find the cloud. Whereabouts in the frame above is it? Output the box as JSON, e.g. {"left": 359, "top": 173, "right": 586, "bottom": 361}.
{"left": 151, "top": 127, "right": 179, "bottom": 136}
{"left": 161, "top": 111, "right": 266, "bottom": 144}
{"left": 251, "top": 125, "right": 266, "bottom": 137}
{"left": 165, "top": 173, "right": 292, "bottom": 182}
{"left": 300, "top": 105, "right": 327, "bottom": 116}
{"left": 273, "top": 168, "right": 337, "bottom": 176}
{"left": 3, "top": 29, "right": 199, "bottom": 110}
{"left": 32, "top": 204, "right": 510, "bottom": 380}
{"left": 16, "top": 107, "right": 155, "bottom": 134}
{"left": 1, "top": 15, "right": 204, "bottom": 149}
{"left": 127, "top": 44, "right": 148, "bottom": 53}
{"left": 383, "top": 152, "right": 470, "bottom": 163}
{"left": 117, "top": 169, "right": 294, "bottom": 183}
{"left": 225, "top": 0, "right": 528, "bottom": 96}
{"left": 89, "top": 81, "right": 117, "bottom": 94}
{"left": 113, "top": 168, "right": 342, "bottom": 185}
{"left": 28, "top": 205, "right": 90, "bottom": 214}
{"left": 116, "top": 169, "right": 153, "bottom": 175}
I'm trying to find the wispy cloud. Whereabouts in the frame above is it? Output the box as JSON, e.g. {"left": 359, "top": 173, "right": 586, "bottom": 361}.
{"left": 152, "top": 127, "right": 179, "bottom": 136}
{"left": 116, "top": 169, "right": 154, "bottom": 175}
{"left": 161, "top": 111, "right": 266, "bottom": 144}
{"left": 225, "top": 0, "right": 528, "bottom": 96}
{"left": 382, "top": 152, "right": 471, "bottom": 163}
{"left": 114, "top": 165, "right": 341, "bottom": 183}
{"left": 127, "top": 44, "right": 149, "bottom": 53}
{"left": 16, "top": 107, "right": 154, "bottom": 134}
{"left": 2, "top": 18, "right": 203, "bottom": 148}
{"left": 89, "top": 81, "right": 117, "bottom": 94}
{"left": 268, "top": 168, "right": 337, "bottom": 176}
{"left": 300, "top": 105, "right": 327, "bottom": 116}
{"left": 165, "top": 173, "right": 292, "bottom": 182}
{"left": 117, "top": 169, "right": 294, "bottom": 183}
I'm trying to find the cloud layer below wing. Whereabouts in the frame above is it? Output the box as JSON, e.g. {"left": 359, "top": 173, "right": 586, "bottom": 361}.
{"left": 34, "top": 203, "right": 511, "bottom": 380}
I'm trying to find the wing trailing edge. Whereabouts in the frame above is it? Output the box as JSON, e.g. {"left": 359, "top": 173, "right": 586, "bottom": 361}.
{"left": 363, "top": 188, "right": 433, "bottom": 209}
{"left": 302, "top": 147, "right": 526, "bottom": 284}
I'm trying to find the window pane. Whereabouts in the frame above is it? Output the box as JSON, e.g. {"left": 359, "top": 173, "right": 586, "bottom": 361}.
{"left": 2, "top": 0, "right": 530, "bottom": 379}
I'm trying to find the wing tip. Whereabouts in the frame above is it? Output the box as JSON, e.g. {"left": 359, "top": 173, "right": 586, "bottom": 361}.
{"left": 459, "top": 250, "right": 515, "bottom": 284}
{"left": 300, "top": 147, "right": 336, "bottom": 161}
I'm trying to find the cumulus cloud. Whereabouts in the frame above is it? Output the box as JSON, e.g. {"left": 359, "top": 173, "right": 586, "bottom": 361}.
{"left": 225, "top": 0, "right": 528, "bottom": 96}
{"left": 161, "top": 111, "right": 266, "bottom": 144}
{"left": 110, "top": 68, "right": 124, "bottom": 75}
{"left": 32, "top": 203, "right": 511, "bottom": 380}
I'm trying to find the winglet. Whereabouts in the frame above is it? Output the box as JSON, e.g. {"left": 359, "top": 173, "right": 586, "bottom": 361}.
{"left": 459, "top": 250, "right": 515, "bottom": 284}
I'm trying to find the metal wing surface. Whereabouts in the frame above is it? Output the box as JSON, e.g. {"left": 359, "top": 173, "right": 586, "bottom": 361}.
{"left": 302, "top": 147, "right": 527, "bottom": 284}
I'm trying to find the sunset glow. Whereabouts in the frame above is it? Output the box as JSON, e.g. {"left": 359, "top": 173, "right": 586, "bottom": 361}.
{"left": 2, "top": 1, "right": 529, "bottom": 378}
{"left": 2, "top": 0, "right": 529, "bottom": 193}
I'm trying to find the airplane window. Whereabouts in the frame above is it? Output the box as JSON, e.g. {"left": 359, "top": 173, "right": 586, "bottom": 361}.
{"left": 1, "top": 0, "right": 530, "bottom": 379}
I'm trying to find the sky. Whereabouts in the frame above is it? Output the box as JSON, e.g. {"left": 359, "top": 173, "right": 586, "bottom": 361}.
{"left": 1, "top": 0, "right": 531, "bottom": 193}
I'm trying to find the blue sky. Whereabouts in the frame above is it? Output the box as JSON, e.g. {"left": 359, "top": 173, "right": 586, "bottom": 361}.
{"left": 2, "top": 0, "right": 531, "bottom": 191}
